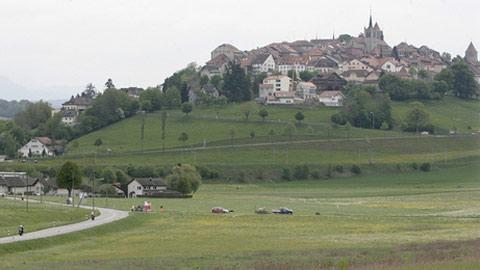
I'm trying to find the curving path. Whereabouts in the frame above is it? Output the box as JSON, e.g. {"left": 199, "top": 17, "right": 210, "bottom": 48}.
{"left": 0, "top": 199, "right": 128, "bottom": 244}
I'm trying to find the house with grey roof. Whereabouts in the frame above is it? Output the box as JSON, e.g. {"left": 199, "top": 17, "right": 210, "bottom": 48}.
{"left": 127, "top": 178, "right": 167, "bottom": 197}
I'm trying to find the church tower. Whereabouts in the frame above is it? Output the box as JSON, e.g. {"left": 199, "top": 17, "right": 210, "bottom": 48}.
{"left": 465, "top": 42, "right": 478, "bottom": 64}
{"left": 364, "top": 13, "right": 384, "bottom": 52}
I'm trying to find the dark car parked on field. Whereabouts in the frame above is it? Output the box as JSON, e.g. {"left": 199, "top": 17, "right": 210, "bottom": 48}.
{"left": 272, "top": 207, "right": 293, "bottom": 215}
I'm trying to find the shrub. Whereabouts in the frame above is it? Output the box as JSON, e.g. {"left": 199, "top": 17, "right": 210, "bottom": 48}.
{"left": 166, "top": 164, "right": 201, "bottom": 194}
{"left": 281, "top": 168, "right": 291, "bottom": 181}
{"left": 126, "top": 165, "right": 158, "bottom": 178}
{"left": 410, "top": 162, "right": 418, "bottom": 170}
{"left": 94, "top": 138, "right": 103, "bottom": 146}
{"left": 293, "top": 165, "right": 309, "bottom": 180}
{"left": 196, "top": 166, "right": 220, "bottom": 180}
{"left": 334, "top": 165, "right": 344, "bottom": 173}
{"left": 350, "top": 165, "right": 361, "bottom": 175}
{"left": 420, "top": 162, "right": 431, "bottom": 172}
{"left": 311, "top": 171, "right": 321, "bottom": 179}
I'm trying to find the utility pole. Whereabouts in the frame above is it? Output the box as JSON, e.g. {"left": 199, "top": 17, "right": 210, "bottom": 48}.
{"left": 140, "top": 110, "right": 146, "bottom": 154}
{"left": 25, "top": 176, "right": 29, "bottom": 212}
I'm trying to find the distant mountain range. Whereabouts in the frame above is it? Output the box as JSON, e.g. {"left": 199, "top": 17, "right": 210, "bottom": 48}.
{"left": 0, "top": 75, "right": 81, "bottom": 102}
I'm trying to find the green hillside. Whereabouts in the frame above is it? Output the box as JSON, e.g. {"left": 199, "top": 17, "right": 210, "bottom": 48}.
{"left": 66, "top": 97, "right": 480, "bottom": 157}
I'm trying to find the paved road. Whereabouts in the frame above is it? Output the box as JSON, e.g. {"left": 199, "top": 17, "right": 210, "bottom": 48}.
{"left": 0, "top": 199, "right": 128, "bottom": 244}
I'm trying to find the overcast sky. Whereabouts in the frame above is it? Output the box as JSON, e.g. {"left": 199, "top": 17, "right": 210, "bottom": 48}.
{"left": 0, "top": 0, "right": 478, "bottom": 101}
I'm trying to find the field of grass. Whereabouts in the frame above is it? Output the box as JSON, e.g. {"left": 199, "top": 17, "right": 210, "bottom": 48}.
{"left": 0, "top": 198, "right": 90, "bottom": 237}
{"left": 35, "top": 135, "right": 480, "bottom": 170}
{"left": 392, "top": 96, "right": 480, "bottom": 133}
{"left": 1, "top": 162, "right": 479, "bottom": 269}
{"left": 64, "top": 97, "right": 480, "bottom": 156}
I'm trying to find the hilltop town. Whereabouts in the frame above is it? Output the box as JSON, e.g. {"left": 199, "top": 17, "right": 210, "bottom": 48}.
{"left": 199, "top": 14, "right": 479, "bottom": 106}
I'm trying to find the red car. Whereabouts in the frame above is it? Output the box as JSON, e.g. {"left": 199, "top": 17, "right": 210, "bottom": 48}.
{"left": 211, "top": 207, "right": 230, "bottom": 214}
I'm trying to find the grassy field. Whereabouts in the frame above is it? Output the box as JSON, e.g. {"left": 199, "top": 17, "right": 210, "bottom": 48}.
{"left": 1, "top": 162, "right": 479, "bottom": 269}
{"left": 64, "top": 97, "right": 480, "bottom": 156}
{"left": 0, "top": 198, "right": 90, "bottom": 237}
{"left": 35, "top": 135, "right": 480, "bottom": 170}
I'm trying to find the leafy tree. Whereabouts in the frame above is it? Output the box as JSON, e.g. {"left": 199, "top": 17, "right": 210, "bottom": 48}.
{"left": 94, "top": 138, "right": 103, "bottom": 146}
{"left": 181, "top": 102, "right": 193, "bottom": 116}
{"left": 337, "top": 34, "right": 352, "bottom": 43}
{"left": 259, "top": 109, "right": 269, "bottom": 121}
{"left": 417, "top": 69, "right": 430, "bottom": 80}
{"left": 178, "top": 132, "right": 189, "bottom": 147}
{"left": 166, "top": 164, "right": 201, "bottom": 194}
{"left": 294, "top": 111, "right": 305, "bottom": 124}
{"left": 344, "top": 121, "right": 352, "bottom": 138}
{"left": 162, "top": 63, "right": 200, "bottom": 103}
{"left": 450, "top": 60, "right": 480, "bottom": 99}
{"left": 83, "top": 83, "right": 97, "bottom": 98}
{"left": 210, "top": 75, "right": 223, "bottom": 91}
{"left": 0, "top": 132, "right": 19, "bottom": 158}
{"left": 432, "top": 80, "right": 449, "bottom": 97}
{"left": 283, "top": 123, "right": 296, "bottom": 141}
{"left": 79, "top": 89, "right": 139, "bottom": 133}
{"left": 101, "top": 168, "right": 116, "bottom": 184}
{"left": 293, "top": 165, "right": 309, "bottom": 180}
{"left": 223, "top": 62, "right": 252, "bottom": 102}
{"left": 332, "top": 89, "right": 392, "bottom": 129}
{"left": 36, "top": 113, "right": 72, "bottom": 140}
{"left": 434, "top": 68, "right": 454, "bottom": 90}
{"left": 403, "top": 102, "right": 434, "bottom": 133}
{"left": 57, "top": 161, "right": 83, "bottom": 197}
{"left": 251, "top": 72, "right": 267, "bottom": 96}
{"left": 380, "top": 121, "right": 389, "bottom": 131}
{"left": 164, "top": 87, "right": 182, "bottom": 108}
{"left": 14, "top": 101, "right": 52, "bottom": 130}
{"left": 268, "top": 129, "right": 275, "bottom": 143}
{"left": 105, "top": 78, "right": 115, "bottom": 89}
{"left": 249, "top": 131, "right": 256, "bottom": 139}
{"left": 299, "top": 71, "right": 315, "bottom": 82}
{"left": 115, "top": 170, "right": 129, "bottom": 185}
{"left": 139, "top": 87, "right": 163, "bottom": 112}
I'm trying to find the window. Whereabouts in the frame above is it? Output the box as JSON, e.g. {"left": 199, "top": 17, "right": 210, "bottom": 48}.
{"left": 137, "top": 186, "right": 142, "bottom": 190}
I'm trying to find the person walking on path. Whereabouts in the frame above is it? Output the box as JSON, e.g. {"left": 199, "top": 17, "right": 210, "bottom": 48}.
{"left": 18, "top": 225, "right": 24, "bottom": 236}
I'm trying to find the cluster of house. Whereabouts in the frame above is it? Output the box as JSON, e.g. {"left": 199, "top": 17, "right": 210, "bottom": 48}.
{"left": 0, "top": 172, "right": 52, "bottom": 195}
{"left": 200, "top": 14, "right": 480, "bottom": 106}
{"left": 57, "top": 87, "right": 144, "bottom": 127}
{"left": 0, "top": 171, "right": 180, "bottom": 199}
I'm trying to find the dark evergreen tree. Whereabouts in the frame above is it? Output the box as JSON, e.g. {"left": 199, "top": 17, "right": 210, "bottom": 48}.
{"left": 223, "top": 62, "right": 252, "bottom": 102}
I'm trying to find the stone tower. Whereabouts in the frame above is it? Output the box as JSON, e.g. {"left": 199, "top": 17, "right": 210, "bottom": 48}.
{"left": 364, "top": 14, "right": 384, "bottom": 52}
{"left": 465, "top": 42, "right": 478, "bottom": 64}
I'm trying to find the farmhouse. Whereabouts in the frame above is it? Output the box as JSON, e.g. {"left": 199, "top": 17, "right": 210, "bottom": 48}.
{"left": 318, "top": 91, "right": 345, "bottom": 107}
{"left": 18, "top": 137, "right": 55, "bottom": 158}
{"left": 0, "top": 172, "right": 43, "bottom": 195}
{"left": 127, "top": 178, "right": 168, "bottom": 197}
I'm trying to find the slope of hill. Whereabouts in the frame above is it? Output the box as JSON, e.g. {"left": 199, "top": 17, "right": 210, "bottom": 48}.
{"left": 66, "top": 97, "right": 480, "bottom": 157}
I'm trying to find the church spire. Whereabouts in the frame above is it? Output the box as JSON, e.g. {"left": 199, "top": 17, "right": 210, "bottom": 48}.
{"left": 369, "top": 8, "right": 373, "bottom": 28}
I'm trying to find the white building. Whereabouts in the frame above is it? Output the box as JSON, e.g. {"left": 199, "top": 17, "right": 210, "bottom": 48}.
{"left": 61, "top": 95, "right": 94, "bottom": 126}
{"left": 296, "top": 82, "right": 317, "bottom": 100}
{"left": 340, "top": 59, "right": 373, "bottom": 73}
{"left": 265, "top": 91, "right": 297, "bottom": 105}
{"left": 18, "top": 137, "right": 55, "bottom": 158}
{"left": 252, "top": 54, "right": 276, "bottom": 74}
{"left": 263, "top": 75, "right": 292, "bottom": 93}
{"left": 318, "top": 91, "right": 345, "bottom": 107}
{"left": 277, "top": 56, "right": 307, "bottom": 76}
{"left": 127, "top": 178, "right": 168, "bottom": 197}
